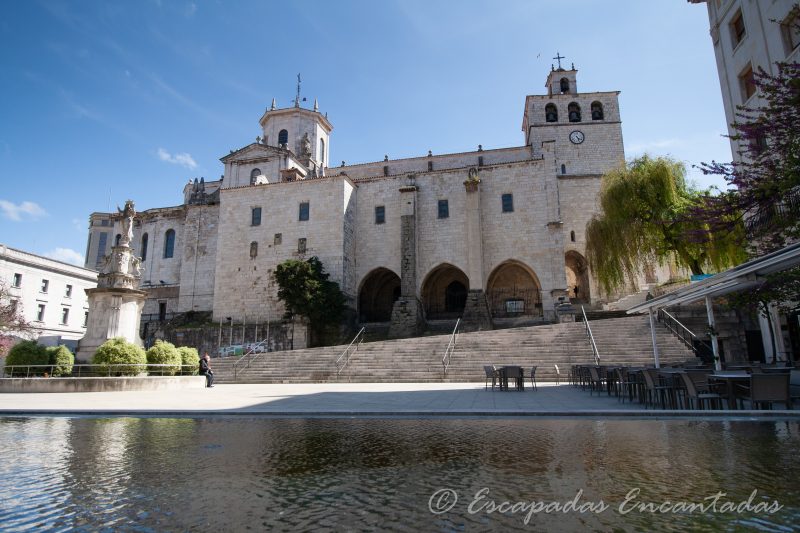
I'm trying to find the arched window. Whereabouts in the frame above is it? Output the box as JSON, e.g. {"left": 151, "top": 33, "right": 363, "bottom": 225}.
{"left": 141, "top": 233, "right": 148, "bottom": 261}
{"left": 250, "top": 241, "right": 258, "bottom": 259}
{"left": 568, "top": 102, "right": 581, "bottom": 122}
{"left": 560, "top": 77, "right": 570, "bottom": 94}
{"left": 163, "top": 229, "right": 175, "bottom": 259}
{"left": 250, "top": 168, "right": 261, "bottom": 185}
{"left": 591, "top": 101, "right": 604, "bottom": 120}
{"left": 319, "top": 138, "right": 325, "bottom": 162}
{"left": 545, "top": 103, "right": 558, "bottom": 123}
{"left": 570, "top": 230, "right": 576, "bottom": 242}
{"left": 278, "top": 129, "right": 288, "bottom": 146}
{"left": 115, "top": 234, "right": 121, "bottom": 247}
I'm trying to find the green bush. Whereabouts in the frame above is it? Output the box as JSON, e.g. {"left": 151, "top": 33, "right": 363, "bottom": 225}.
{"left": 146, "top": 340, "right": 181, "bottom": 376}
{"left": 177, "top": 346, "right": 199, "bottom": 375}
{"left": 92, "top": 337, "right": 146, "bottom": 376}
{"left": 5, "top": 340, "right": 49, "bottom": 376}
{"left": 48, "top": 345, "right": 74, "bottom": 377}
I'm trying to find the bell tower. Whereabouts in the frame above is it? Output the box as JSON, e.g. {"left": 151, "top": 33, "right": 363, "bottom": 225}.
{"left": 545, "top": 52, "right": 578, "bottom": 96}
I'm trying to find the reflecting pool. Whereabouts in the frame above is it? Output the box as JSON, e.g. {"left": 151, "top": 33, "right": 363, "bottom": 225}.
{"left": 0, "top": 417, "right": 798, "bottom": 531}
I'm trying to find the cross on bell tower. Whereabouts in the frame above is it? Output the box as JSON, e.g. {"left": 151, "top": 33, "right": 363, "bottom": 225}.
{"left": 552, "top": 52, "right": 565, "bottom": 70}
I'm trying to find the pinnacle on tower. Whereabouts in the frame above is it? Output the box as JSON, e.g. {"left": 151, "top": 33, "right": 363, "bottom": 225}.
{"left": 313, "top": 98, "right": 319, "bottom": 112}
{"left": 270, "top": 98, "right": 276, "bottom": 110}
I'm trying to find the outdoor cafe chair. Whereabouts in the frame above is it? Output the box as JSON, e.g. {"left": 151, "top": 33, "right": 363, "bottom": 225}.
{"left": 529, "top": 366, "right": 538, "bottom": 390}
{"left": 483, "top": 365, "right": 499, "bottom": 391}
{"left": 641, "top": 369, "right": 671, "bottom": 409}
{"left": 504, "top": 366, "right": 524, "bottom": 391}
{"left": 735, "top": 373, "right": 792, "bottom": 410}
{"left": 587, "top": 367, "right": 606, "bottom": 396}
{"left": 614, "top": 367, "right": 636, "bottom": 403}
{"left": 680, "top": 371, "right": 723, "bottom": 410}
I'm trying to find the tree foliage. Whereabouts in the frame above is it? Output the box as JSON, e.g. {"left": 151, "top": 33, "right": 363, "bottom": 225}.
{"left": 0, "top": 280, "right": 38, "bottom": 355}
{"left": 586, "top": 155, "right": 745, "bottom": 293}
{"left": 274, "top": 256, "right": 346, "bottom": 337}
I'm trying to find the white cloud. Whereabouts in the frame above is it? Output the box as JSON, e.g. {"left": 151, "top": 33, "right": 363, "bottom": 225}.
{"left": 157, "top": 147, "right": 197, "bottom": 169}
{"left": 0, "top": 200, "right": 48, "bottom": 221}
{"left": 44, "top": 247, "right": 84, "bottom": 266}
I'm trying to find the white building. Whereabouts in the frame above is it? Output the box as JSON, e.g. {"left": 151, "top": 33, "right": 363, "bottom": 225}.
{"left": 1, "top": 244, "right": 97, "bottom": 349}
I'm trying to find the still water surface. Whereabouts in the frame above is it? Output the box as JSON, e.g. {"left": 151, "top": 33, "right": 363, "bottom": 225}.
{"left": 0, "top": 417, "right": 798, "bottom": 531}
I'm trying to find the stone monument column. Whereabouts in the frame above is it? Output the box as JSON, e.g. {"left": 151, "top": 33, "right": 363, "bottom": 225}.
{"left": 461, "top": 168, "right": 492, "bottom": 331}
{"left": 76, "top": 200, "right": 147, "bottom": 361}
{"left": 388, "top": 179, "right": 424, "bottom": 338}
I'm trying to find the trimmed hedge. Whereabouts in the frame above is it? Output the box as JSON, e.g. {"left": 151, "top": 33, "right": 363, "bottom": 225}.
{"left": 146, "top": 340, "right": 181, "bottom": 376}
{"left": 48, "top": 345, "right": 74, "bottom": 377}
{"left": 177, "top": 346, "right": 199, "bottom": 375}
{"left": 92, "top": 337, "right": 146, "bottom": 376}
{"left": 5, "top": 340, "right": 49, "bottom": 376}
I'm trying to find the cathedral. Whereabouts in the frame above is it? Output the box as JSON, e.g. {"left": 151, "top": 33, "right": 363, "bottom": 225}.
{"left": 84, "top": 63, "right": 642, "bottom": 343}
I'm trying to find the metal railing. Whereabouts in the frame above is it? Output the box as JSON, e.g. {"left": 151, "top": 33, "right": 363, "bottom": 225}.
{"left": 232, "top": 338, "right": 272, "bottom": 379}
{"left": 441, "top": 318, "right": 461, "bottom": 375}
{"left": 581, "top": 306, "right": 600, "bottom": 365}
{"left": 2, "top": 363, "right": 200, "bottom": 378}
{"left": 657, "top": 309, "right": 713, "bottom": 358}
{"left": 335, "top": 327, "right": 365, "bottom": 375}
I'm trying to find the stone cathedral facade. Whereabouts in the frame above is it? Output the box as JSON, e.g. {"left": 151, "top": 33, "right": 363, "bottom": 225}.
{"left": 84, "top": 65, "right": 647, "bottom": 341}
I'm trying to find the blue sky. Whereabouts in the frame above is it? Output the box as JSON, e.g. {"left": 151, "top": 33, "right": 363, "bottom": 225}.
{"left": 0, "top": 0, "right": 730, "bottom": 266}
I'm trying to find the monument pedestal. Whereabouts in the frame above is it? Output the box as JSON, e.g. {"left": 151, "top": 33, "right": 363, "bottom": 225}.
{"left": 388, "top": 297, "right": 424, "bottom": 339}
{"left": 76, "top": 288, "right": 147, "bottom": 362}
{"left": 461, "top": 289, "right": 492, "bottom": 331}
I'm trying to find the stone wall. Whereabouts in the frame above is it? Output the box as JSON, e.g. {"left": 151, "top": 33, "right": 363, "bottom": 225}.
{"left": 177, "top": 204, "right": 218, "bottom": 312}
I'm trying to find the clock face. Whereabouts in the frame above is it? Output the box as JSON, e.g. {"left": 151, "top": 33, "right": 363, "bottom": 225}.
{"left": 569, "top": 130, "right": 585, "bottom": 144}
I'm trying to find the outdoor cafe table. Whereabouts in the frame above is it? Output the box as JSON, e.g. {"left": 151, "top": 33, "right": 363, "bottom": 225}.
{"left": 498, "top": 366, "right": 525, "bottom": 391}
{"left": 709, "top": 371, "right": 750, "bottom": 409}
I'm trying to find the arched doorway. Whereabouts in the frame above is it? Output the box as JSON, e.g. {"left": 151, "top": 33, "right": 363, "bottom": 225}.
{"left": 486, "top": 260, "right": 542, "bottom": 318}
{"left": 358, "top": 268, "right": 401, "bottom": 322}
{"left": 565, "top": 251, "right": 590, "bottom": 304}
{"left": 421, "top": 264, "right": 469, "bottom": 319}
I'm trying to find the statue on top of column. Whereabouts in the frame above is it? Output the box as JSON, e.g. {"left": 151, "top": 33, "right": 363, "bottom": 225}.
{"left": 118, "top": 200, "right": 136, "bottom": 247}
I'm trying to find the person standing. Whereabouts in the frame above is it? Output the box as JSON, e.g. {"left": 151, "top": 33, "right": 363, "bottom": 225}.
{"left": 199, "top": 353, "right": 214, "bottom": 388}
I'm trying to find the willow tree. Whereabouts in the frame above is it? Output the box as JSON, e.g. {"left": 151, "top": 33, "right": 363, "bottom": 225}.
{"left": 585, "top": 155, "right": 745, "bottom": 293}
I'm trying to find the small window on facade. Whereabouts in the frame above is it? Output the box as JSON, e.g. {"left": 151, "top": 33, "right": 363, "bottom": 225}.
{"left": 428, "top": 161, "right": 433, "bottom": 171}
{"left": 100, "top": 219, "right": 109, "bottom": 227}
{"left": 115, "top": 233, "right": 121, "bottom": 247}
{"left": 41, "top": 279, "right": 49, "bottom": 293}
{"left": 299, "top": 202, "right": 309, "bottom": 221}
{"left": 438, "top": 199, "right": 449, "bottom": 219}
{"left": 141, "top": 233, "right": 148, "bottom": 261}
{"left": 164, "top": 229, "right": 176, "bottom": 258}
{"left": 298, "top": 238, "right": 307, "bottom": 254}
{"left": 12, "top": 273, "right": 21, "bottom": 287}
{"left": 96, "top": 232, "right": 108, "bottom": 265}
{"left": 250, "top": 168, "right": 261, "bottom": 185}
{"left": 375, "top": 205, "right": 385, "bottom": 224}
{"left": 250, "top": 241, "right": 258, "bottom": 259}
{"left": 274, "top": 233, "right": 282, "bottom": 245}
{"left": 61, "top": 308, "right": 69, "bottom": 325}
{"left": 37, "top": 304, "right": 45, "bottom": 322}
{"left": 561, "top": 164, "right": 566, "bottom": 174}
{"left": 251, "top": 207, "right": 262, "bottom": 226}
{"left": 591, "top": 101, "right": 604, "bottom": 120}
{"left": 319, "top": 138, "right": 325, "bottom": 162}
{"left": 738, "top": 63, "right": 756, "bottom": 102}
{"left": 65, "top": 284, "right": 73, "bottom": 297}
{"left": 750, "top": 134, "right": 768, "bottom": 155}
{"left": 83, "top": 311, "right": 89, "bottom": 327}
{"left": 278, "top": 129, "right": 289, "bottom": 146}
{"left": 159, "top": 302, "right": 167, "bottom": 322}
{"left": 501, "top": 194, "right": 514, "bottom": 213}
{"left": 782, "top": 9, "right": 800, "bottom": 54}
{"left": 545, "top": 103, "right": 558, "bottom": 123}
{"left": 730, "top": 9, "right": 746, "bottom": 48}
{"left": 568, "top": 102, "right": 581, "bottom": 122}
{"left": 383, "top": 165, "right": 389, "bottom": 176}
{"left": 570, "top": 230, "right": 576, "bottom": 242}
{"left": 560, "top": 77, "right": 570, "bottom": 94}
{"left": 478, "top": 156, "right": 484, "bottom": 167}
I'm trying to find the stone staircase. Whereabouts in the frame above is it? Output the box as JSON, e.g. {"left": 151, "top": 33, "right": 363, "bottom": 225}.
{"left": 214, "top": 315, "right": 696, "bottom": 384}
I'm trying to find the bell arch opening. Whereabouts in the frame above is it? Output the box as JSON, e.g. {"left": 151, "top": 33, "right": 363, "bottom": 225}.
{"left": 486, "top": 260, "right": 542, "bottom": 318}
{"left": 421, "top": 264, "right": 469, "bottom": 319}
{"left": 565, "top": 251, "right": 591, "bottom": 304}
{"left": 358, "top": 268, "right": 401, "bottom": 323}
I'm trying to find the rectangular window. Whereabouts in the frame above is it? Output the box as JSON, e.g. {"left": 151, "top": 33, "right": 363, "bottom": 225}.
{"left": 65, "top": 284, "right": 73, "bottom": 298}
{"left": 100, "top": 219, "right": 109, "bottom": 227}
{"left": 251, "top": 207, "right": 262, "bottom": 226}
{"left": 438, "top": 199, "right": 449, "bottom": 219}
{"left": 96, "top": 232, "right": 108, "bottom": 265}
{"left": 61, "top": 308, "right": 69, "bottom": 325}
{"left": 730, "top": 9, "right": 746, "bottom": 48}
{"left": 505, "top": 299, "right": 525, "bottom": 314}
{"left": 85, "top": 234, "right": 92, "bottom": 264}
{"left": 502, "top": 193, "right": 514, "bottom": 213}
{"left": 36, "top": 304, "right": 45, "bottom": 322}
{"left": 738, "top": 63, "right": 756, "bottom": 102}
{"left": 299, "top": 202, "right": 309, "bottom": 221}
{"left": 41, "top": 279, "right": 49, "bottom": 293}
{"left": 12, "top": 273, "right": 21, "bottom": 287}
{"left": 274, "top": 233, "right": 282, "bottom": 245}
{"left": 159, "top": 302, "right": 167, "bottom": 322}
{"left": 83, "top": 311, "right": 89, "bottom": 327}
{"left": 375, "top": 205, "right": 385, "bottom": 224}
{"left": 298, "top": 238, "right": 307, "bottom": 254}
{"left": 782, "top": 9, "right": 800, "bottom": 55}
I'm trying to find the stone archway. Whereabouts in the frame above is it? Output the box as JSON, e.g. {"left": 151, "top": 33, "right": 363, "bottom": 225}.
{"left": 358, "top": 268, "right": 401, "bottom": 322}
{"left": 421, "top": 264, "right": 469, "bottom": 319}
{"left": 565, "top": 251, "right": 591, "bottom": 304}
{"left": 486, "top": 260, "right": 542, "bottom": 318}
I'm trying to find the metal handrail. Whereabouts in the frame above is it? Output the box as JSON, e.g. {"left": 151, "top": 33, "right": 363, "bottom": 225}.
{"left": 335, "top": 327, "right": 365, "bottom": 375}
{"left": 2, "top": 363, "right": 200, "bottom": 378}
{"left": 441, "top": 318, "right": 461, "bottom": 375}
{"left": 581, "top": 306, "right": 600, "bottom": 365}
{"left": 657, "top": 309, "right": 713, "bottom": 358}
{"left": 232, "top": 337, "right": 272, "bottom": 379}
